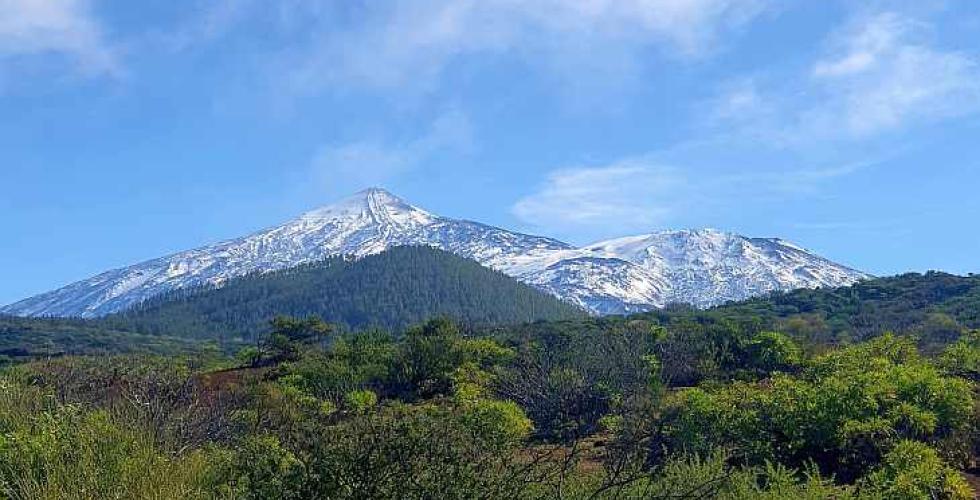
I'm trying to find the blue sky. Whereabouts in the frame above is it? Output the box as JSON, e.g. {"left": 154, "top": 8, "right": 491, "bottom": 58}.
{"left": 2, "top": 0, "right": 980, "bottom": 305}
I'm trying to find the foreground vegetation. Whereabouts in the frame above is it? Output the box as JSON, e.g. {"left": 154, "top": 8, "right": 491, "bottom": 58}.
{"left": 2, "top": 309, "right": 979, "bottom": 498}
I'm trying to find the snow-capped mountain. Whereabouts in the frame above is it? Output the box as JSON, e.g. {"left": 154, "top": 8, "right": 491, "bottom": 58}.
{"left": 578, "top": 231, "right": 869, "bottom": 309}
{"left": 0, "top": 188, "right": 869, "bottom": 317}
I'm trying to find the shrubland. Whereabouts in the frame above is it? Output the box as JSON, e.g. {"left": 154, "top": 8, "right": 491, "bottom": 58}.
{"left": 1, "top": 309, "right": 978, "bottom": 499}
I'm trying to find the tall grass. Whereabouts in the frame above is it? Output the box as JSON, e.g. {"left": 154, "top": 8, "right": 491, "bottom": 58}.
{"left": 0, "top": 375, "right": 227, "bottom": 499}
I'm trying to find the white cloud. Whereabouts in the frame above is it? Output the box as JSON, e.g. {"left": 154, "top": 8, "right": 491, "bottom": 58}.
{"left": 311, "top": 109, "right": 473, "bottom": 188}
{"left": 284, "top": 0, "right": 771, "bottom": 95}
{"left": 812, "top": 13, "right": 910, "bottom": 78}
{"left": 0, "top": 0, "right": 118, "bottom": 75}
{"left": 709, "top": 12, "right": 980, "bottom": 142}
{"left": 515, "top": 12, "right": 963, "bottom": 237}
{"left": 812, "top": 12, "right": 980, "bottom": 136}
{"left": 512, "top": 160, "right": 688, "bottom": 233}
{"left": 512, "top": 155, "right": 885, "bottom": 236}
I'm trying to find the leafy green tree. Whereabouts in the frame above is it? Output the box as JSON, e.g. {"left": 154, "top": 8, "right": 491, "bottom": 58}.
{"left": 262, "top": 316, "right": 333, "bottom": 364}
{"left": 210, "top": 434, "right": 305, "bottom": 500}
{"left": 745, "top": 331, "right": 802, "bottom": 374}
{"left": 916, "top": 312, "right": 965, "bottom": 354}
{"left": 394, "top": 317, "right": 468, "bottom": 398}
{"left": 497, "top": 319, "right": 662, "bottom": 441}
{"left": 278, "top": 329, "right": 396, "bottom": 405}
{"left": 236, "top": 345, "right": 262, "bottom": 367}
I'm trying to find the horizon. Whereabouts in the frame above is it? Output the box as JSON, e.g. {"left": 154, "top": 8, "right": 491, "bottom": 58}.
{"left": 4, "top": 1, "right": 980, "bottom": 305}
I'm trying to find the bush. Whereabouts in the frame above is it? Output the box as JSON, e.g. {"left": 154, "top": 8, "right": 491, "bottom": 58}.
{"left": 282, "top": 330, "right": 396, "bottom": 404}
{"left": 214, "top": 434, "right": 305, "bottom": 500}
{"left": 344, "top": 389, "right": 378, "bottom": 412}
{"left": 858, "top": 440, "right": 973, "bottom": 499}
{"left": 265, "top": 402, "right": 538, "bottom": 499}
{"left": 939, "top": 330, "right": 980, "bottom": 380}
{"left": 0, "top": 379, "right": 220, "bottom": 499}
{"left": 496, "top": 320, "right": 660, "bottom": 441}
{"left": 745, "top": 331, "right": 802, "bottom": 373}
{"left": 572, "top": 450, "right": 853, "bottom": 499}
{"left": 661, "top": 335, "right": 974, "bottom": 481}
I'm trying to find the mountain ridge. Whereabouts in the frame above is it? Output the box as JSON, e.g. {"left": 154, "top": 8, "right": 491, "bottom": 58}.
{"left": 1, "top": 188, "right": 869, "bottom": 317}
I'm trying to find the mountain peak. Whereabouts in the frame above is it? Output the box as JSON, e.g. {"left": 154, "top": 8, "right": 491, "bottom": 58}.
{"left": 353, "top": 186, "right": 397, "bottom": 199}
{"left": 359, "top": 186, "right": 392, "bottom": 193}
{"left": 300, "top": 188, "right": 435, "bottom": 226}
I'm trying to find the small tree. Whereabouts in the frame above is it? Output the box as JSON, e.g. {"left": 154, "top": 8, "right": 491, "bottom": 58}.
{"left": 261, "top": 316, "right": 334, "bottom": 365}
{"left": 395, "top": 317, "right": 465, "bottom": 399}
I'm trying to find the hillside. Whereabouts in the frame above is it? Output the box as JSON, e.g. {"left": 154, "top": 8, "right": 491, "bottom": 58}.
{"left": 690, "top": 271, "right": 980, "bottom": 346}
{"left": 0, "top": 315, "right": 209, "bottom": 362}
{"left": 485, "top": 272, "right": 980, "bottom": 362}
{"left": 100, "top": 246, "right": 585, "bottom": 341}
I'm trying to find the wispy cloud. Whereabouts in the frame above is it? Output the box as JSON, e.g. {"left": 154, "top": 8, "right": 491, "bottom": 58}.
{"left": 0, "top": 0, "right": 119, "bottom": 76}
{"left": 512, "top": 161, "right": 686, "bottom": 232}
{"left": 282, "top": 0, "right": 772, "bottom": 96}
{"left": 512, "top": 154, "right": 886, "bottom": 237}
{"left": 311, "top": 108, "right": 473, "bottom": 188}
{"left": 709, "top": 11, "right": 980, "bottom": 143}
{"left": 154, "top": 0, "right": 252, "bottom": 53}
{"left": 812, "top": 12, "right": 980, "bottom": 136}
{"left": 515, "top": 14, "right": 951, "bottom": 238}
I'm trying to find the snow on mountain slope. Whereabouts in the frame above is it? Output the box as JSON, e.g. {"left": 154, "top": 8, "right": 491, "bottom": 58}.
{"left": 521, "top": 257, "right": 671, "bottom": 315}
{"left": 581, "top": 229, "right": 869, "bottom": 308}
{"left": 0, "top": 188, "right": 870, "bottom": 317}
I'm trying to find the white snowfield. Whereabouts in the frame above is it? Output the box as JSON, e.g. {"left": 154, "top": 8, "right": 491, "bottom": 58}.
{"left": 1, "top": 188, "right": 870, "bottom": 318}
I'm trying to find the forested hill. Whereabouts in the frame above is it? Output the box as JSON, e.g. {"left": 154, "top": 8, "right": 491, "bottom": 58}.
{"left": 99, "top": 246, "right": 586, "bottom": 341}
{"left": 647, "top": 271, "right": 980, "bottom": 348}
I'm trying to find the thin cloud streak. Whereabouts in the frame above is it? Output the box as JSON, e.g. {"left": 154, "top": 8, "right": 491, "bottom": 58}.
{"left": 0, "top": 0, "right": 119, "bottom": 76}
{"left": 512, "top": 162, "right": 685, "bottom": 232}
{"left": 512, "top": 155, "right": 887, "bottom": 237}
{"left": 280, "top": 0, "right": 772, "bottom": 97}
{"left": 310, "top": 109, "right": 474, "bottom": 189}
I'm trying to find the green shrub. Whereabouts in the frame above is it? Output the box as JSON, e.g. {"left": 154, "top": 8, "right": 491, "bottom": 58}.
{"left": 939, "top": 330, "right": 980, "bottom": 380}
{"left": 215, "top": 434, "right": 305, "bottom": 500}
{"left": 858, "top": 440, "right": 973, "bottom": 499}
{"left": 573, "top": 451, "right": 853, "bottom": 499}
{"left": 344, "top": 389, "right": 378, "bottom": 412}
{"left": 661, "top": 335, "right": 974, "bottom": 480}
{"left": 272, "top": 402, "right": 537, "bottom": 499}
{"left": 746, "top": 331, "right": 803, "bottom": 373}
{"left": 0, "top": 380, "right": 220, "bottom": 499}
